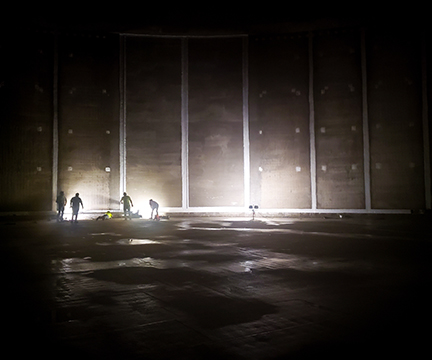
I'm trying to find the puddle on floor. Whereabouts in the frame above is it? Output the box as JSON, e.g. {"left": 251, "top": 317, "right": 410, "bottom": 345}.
{"left": 52, "top": 245, "right": 373, "bottom": 276}
{"left": 89, "top": 232, "right": 123, "bottom": 236}
{"left": 117, "top": 239, "right": 161, "bottom": 245}
{"left": 53, "top": 256, "right": 187, "bottom": 273}
{"left": 177, "top": 222, "right": 383, "bottom": 240}
{"left": 96, "top": 239, "right": 161, "bottom": 246}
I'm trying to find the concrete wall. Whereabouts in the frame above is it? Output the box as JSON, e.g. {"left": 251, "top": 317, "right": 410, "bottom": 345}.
{"left": 125, "top": 37, "right": 182, "bottom": 210}
{"left": 57, "top": 34, "right": 120, "bottom": 211}
{"left": 0, "top": 32, "right": 53, "bottom": 211}
{"left": 188, "top": 38, "right": 244, "bottom": 207}
{"left": 249, "top": 34, "right": 311, "bottom": 209}
{"left": 1, "top": 26, "right": 430, "bottom": 213}
{"left": 367, "top": 29, "right": 425, "bottom": 209}
{"left": 314, "top": 30, "right": 365, "bottom": 209}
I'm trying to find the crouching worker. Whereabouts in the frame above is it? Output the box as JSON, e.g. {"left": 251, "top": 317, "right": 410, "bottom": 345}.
{"left": 149, "top": 199, "right": 159, "bottom": 220}
{"left": 96, "top": 210, "right": 113, "bottom": 221}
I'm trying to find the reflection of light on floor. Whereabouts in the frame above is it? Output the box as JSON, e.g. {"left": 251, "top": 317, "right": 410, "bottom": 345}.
{"left": 89, "top": 232, "right": 122, "bottom": 236}
{"left": 117, "top": 239, "right": 161, "bottom": 245}
{"left": 235, "top": 255, "right": 321, "bottom": 273}
{"left": 53, "top": 250, "right": 372, "bottom": 277}
{"left": 177, "top": 222, "right": 378, "bottom": 240}
{"left": 241, "top": 260, "right": 253, "bottom": 272}
{"left": 95, "top": 239, "right": 161, "bottom": 246}
{"left": 228, "top": 254, "right": 372, "bottom": 274}
{"left": 60, "top": 212, "right": 101, "bottom": 221}
{"left": 54, "top": 257, "right": 187, "bottom": 273}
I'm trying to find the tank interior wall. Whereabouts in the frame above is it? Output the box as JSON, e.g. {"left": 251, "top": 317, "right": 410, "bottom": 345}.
{"left": 125, "top": 37, "right": 182, "bottom": 211}
{"left": 0, "top": 27, "right": 430, "bottom": 212}
{"left": 57, "top": 34, "right": 120, "bottom": 211}
{"left": 367, "top": 29, "right": 425, "bottom": 209}
{"left": 313, "top": 30, "right": 365, "bottom": 209}
{"left": 0, "top": 32, "right": 54, "bottom": 211}
{"left": 188, "top": 38, "right": 245, "bottom": 207}
{"left": 249, "top": 34, "right": 311, "bottom": 209}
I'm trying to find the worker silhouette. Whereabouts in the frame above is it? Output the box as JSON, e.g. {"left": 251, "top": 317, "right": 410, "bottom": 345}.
{"left": 70, "top": 193, "right": 84, "bottom": 223}
{"left": 120, "top": 192, "right": 133, "bottom": 220}
{"left": 56, "top": 190, "right": 67, "bottom": 222}
{"left": 149, "top": 199, "right": 159, "bottom": 220}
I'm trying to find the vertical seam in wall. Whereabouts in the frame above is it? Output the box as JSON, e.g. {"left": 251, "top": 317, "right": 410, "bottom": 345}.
{"left": 181, "top": 37, "right": 189, "bottom": 209}
{"left": 119, "top": 35, "right": 127, "bottom": 199}
{"left": 52, "top": 33, "right": 59, "bottom": 211}
{"left": 422, "top": 29, "right": 431, "bottom": 209}
{"left": 309, "top": 32, "right": 317, "bottom": 210}
{"left": 243, "top": 36, "right": 250, "bottom": 208}
{"left": 361, "top": 28, "right": 372, "bottom": 211}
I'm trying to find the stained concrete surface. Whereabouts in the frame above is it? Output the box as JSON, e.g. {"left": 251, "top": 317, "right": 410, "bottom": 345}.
{"left": 2, "top": 29, "right": 428, "bottom": 212}
{"left": 1, "top": 215, "right": 431, "bottom": 359}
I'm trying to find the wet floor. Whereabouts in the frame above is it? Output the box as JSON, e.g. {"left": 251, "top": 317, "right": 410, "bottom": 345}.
{"left": 1, "top": 215, "right": 431, "bottom": 359}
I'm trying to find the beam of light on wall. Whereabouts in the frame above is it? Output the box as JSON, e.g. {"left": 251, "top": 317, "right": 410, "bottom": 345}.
{"left": 59, "top": 169, "right": 110, "bottom": 212}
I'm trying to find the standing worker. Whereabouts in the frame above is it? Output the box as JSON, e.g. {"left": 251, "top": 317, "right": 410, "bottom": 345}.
{"left": 149, "top": 199, "right": 159, "bottom": 220}
{"left": 56, "top": 190, "right": 67, "bottom": 222}
{"left": 70, "top": 193, "right": 84, "bottom": 223}
{"left": 120, "top": 192, "right": 133, "bottom": 220}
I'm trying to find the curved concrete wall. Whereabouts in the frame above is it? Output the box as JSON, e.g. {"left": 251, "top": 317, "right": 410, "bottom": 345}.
{"left": 0, "top": 26, "right": 430, "bottom": 213}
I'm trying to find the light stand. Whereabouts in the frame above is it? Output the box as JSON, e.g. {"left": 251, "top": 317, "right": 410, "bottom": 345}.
{"left": 249, "top": 205, "right": 259, "bottom": 220}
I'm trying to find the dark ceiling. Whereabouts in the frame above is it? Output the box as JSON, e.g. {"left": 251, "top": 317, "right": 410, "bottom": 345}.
{"left": 2, "top": 5, "right": 427, "bottom": 35}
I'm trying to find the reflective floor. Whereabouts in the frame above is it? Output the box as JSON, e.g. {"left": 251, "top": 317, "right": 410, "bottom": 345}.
{"left": 1, "top": 215, "right": 431, "bottom": 359}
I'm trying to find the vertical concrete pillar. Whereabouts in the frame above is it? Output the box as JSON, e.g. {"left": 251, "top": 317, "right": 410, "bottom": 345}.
{"left": 181, "top": 37, "right": 189, "bottom": 209}
{"left": 422, "top": 30, "right": 431, "bottom": 209}
{"left": 119, "top": 35, "right": 127, "bottom": 200}
{"left": 308, "top": 32, "right": 317, "bottom": 210}
{"left": 361, "top": 28, "right": 371, "bottom": 210}
{"left": 243, "top": 36, "right": 250, "bottom": 208}
{"left": 52, "top": 33, "right": 59, "bottom": 211}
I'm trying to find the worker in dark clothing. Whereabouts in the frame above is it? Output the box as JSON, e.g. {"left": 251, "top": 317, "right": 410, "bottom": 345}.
{"left": 56, "top": 191, "right": 67, "bottom": 222}
{"left": 120, "top": 192, "right": 133, "bottom": 220}
{"left": 70, "top": 193, "right": 84, "bottom": 223}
